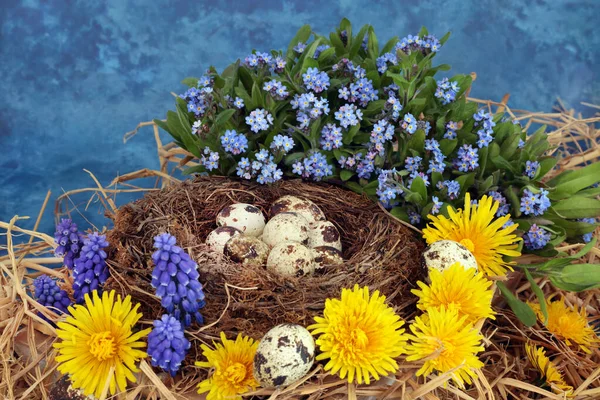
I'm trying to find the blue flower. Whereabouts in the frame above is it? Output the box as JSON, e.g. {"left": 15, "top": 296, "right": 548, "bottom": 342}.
{"left": 33, "top": 275, "right": 72, "bottom": 315}
{"left": 453, "top": 144, "right": 479, "bottom": 172}
{"left": 270, "top": 56, "right": 287, "bottom": 73}
{"left": 401, "top": 113, "right": 417, "bottom": 134}
{"left": 435, "top": 78, "right": 459, "bottom": 105}
{"left": 473, "top": 110, "right": 496, "bottom": 148}
{"left": 198, "top": 75, "right": 212, "bottom": 88}
{"left": 320, "top": 124, "right": 344, "bottom": 151}
{"left": 244, "top": 52, "right": 272, "bottom": 69}
{"left": 376, "top": 52, "right": 398, "bottom": 73}
{"left": 376, "top": 169, "right": 403, "bottom": 208}
{"left": 270, "top": 134, "right": 295, "bottom": 154}
{"left": 518, "top": 139, "right": 526, "bottom": 148}
{"left": 347, "top": 78, "right": 379, "bottom": 107}
{"left": 356, "top": 152, "right": 377, "bottom": 179}
{"left": 245, "top": 108, "right": 273, "bottom": 133}
{"left": 54, "top": 219, "right": 83, "bottom": 270}
{"left": 303, "top": 67, "right": 330, "bottom": 93}
{"left": 233, "top": 97, "right": 245, "bottom": 109}
{"left": 293, "top": 42, "right": 307, "bottom": 53}
{"left": 334, "top": 104, "right": 363, "bottom": 129}
{"left": 291, "top": 93, "right": 329, "bottom": 129}
{"left": 417, "top": 120, "right": 432, "bottom": 134}
{"left": 192, "top": 120, "right": 203, "bottom": 135}
{"left": 151, "top": 233, "right": 206, "bottom": 328}
{"left": 408, "top": 210, "right": 421, "bottom": 225}
{"left": 180, "top": 86, "right": 211, "bottom": 118}
{"left": 314, "top": 45, "right": 330, "bottom": 58}
{"left": 236, "top": 150, "right": 283, "bottom": 184}
{"left": 488, "top": 190, "right": 510, "bottom": 216}
{"left": 580, "top": 218, "right": 596, "bottom": 243}
{"left": 293, "top": 151, "right": 333, "bottom": 181}
{"left": 147, "top": 314, "right": 191, "bottom": 376}
{"left": 524, "top": 224, "right": 551, "bottom": 250}
{"left": 431, "top": 196, "right": 442, "bottom": 214}
{"left": 386, "top": 95, "right": 403, "bottom": 120}
{"left": 263, "top": 80, "right": 289, "bottom": 100}
{"left": 405, "top": 156, "right": 422, "bottom": 175}
{"left": 520, "top": 189, "right": 550, "bottom": 216}
{"left": 524, "top": 160, "right": 540, "bottom": 179}
{"left": 439, "top": 180, "right": 460, "bottom": 200}
{"left": 72, "top": 232, "right": 109, "bottom": 303}
{"left": 444, "top": 121, "right": 458, "bottom": 139}
{"left": 201, "top": 147, "right": 220, "bottom": 171}
{"left": 397, "top": 33, "right": 441, "bottom": 54}
{"left": 221, "top": 130, "right": 248, "bottom": 155}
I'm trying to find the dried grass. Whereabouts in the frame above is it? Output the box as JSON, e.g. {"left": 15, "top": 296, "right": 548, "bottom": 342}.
{"left": 1, "top": 99, "right": 599, "bottom": 399}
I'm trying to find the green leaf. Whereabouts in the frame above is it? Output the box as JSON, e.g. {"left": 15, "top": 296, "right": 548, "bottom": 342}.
{"left": 182, "top": 165, "right": 206, "bottom": 175}
{"left": 317, "top": 46, "right": 336, "bottom": 62}
{"left": 524, "top": 269, "right": 547, "bottom": 325}
{"left": 410, "top": 176, "right": 428, "bottom": 206}
{"left": 496, "top": 282, "right": 537, "bottom": 327}
{"left": 552, "top": 197, "right": 600, "bottom": 219}
{"left": 234, "top": 85, "right": 253, "bottom": 109}
{"left": 345, "top": 182, "right": 363, "bottom": 195}
{"left": 547, "top": 162, "right": 600, "bottom": 200}
{"left": 251, "top": 82, "right": 264, "bottom": 108}
{"left": 456, "top": 173, "right": 475, "bottom": 194}
{"left": 439, "top": 31, "right": 451, "bottom": 45}
{"left": 286, "top": 24, "right": 312, "bottom": 60}
{"left": 214, "top": 109, "right": 236, "bottom": 128}
{"left": 329, "top": 31, "right": 345, "bottom": 55}
{"left": 340, "top": 170, "right": 354, "bottom": 181}
{"left": 555, "top": 263, "right": 600, "bottom": 291}
{"left": 492, "top": 155, "right": 517, "bottom": 174}
{"left": 343, "top": 124, "right": 361, "bottom": 145}
{"left": 181, "top": 77, "right": 199, "bottom": 88}
{"left": 367, "top": 26, "right": 379, "bottom": 59}
{"left": 153, "top": 118, "right": 174, "bottom": 138}
{"left": 407, "top": 129, "right": 425, "bottom": 154}
{"left": 439, "top": 139, "right": 457, "bottom": 156}
{"left": 380, "top": 36, "right": 399, "bottom": 54}
{"left": 349, "top": 24, "right": 370, "bottom": 59}
{"left": 390, "top": 207, "right": 409, "bottom": 222}
{"left": 535, "top": 157, "right": 558, "bottom": 180}
{"left": 284, "top": 152, "right": 306, "bottom": 166}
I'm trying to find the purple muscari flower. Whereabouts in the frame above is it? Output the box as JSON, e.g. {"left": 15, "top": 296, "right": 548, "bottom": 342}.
{"left": 524, "top": 224, "right": 551, "bottom": 250}
{"left": 580, "top": 218, "right": 596, "bottom": 243}
{"left": 435, "top": 78, "right": 458, "bottom": 105}
{"left": 151, "top": 233, "right": 206, "bottom": 328}
{"left": 376, "top": 169, "right": 403, "bottom": 208}
{"left": 148, "top": 314, "right": 191, "bottom": 376}
{"left": 408, "top": 210, "right": 421, "bottom": 225}
{"left": 221, "top": 130, "right": 248, "bottom": 155}
{"left": 270, "top": 134, "right": 295, "bottom": 154}
{"left": 293, "top": 151, "right": 333, "bottom": 181}
{"left": 72, "top": 232, "right": 109, "bottom": 303}
{"left": 54, "top": 219, "right": 84, "bottom": 270}
{"left": 293, "top": 42, "right": 306, "bottom": 53}
{"left": 313, "top": 44, "right": 330, "bottom": 59}
{"left": 401, "top": 113, "right": 417, "bottom": 134}
{"left": 320, "top": 124, "right": 344, "bottom": 151}
{"left": 524, "top": 160, "right": 540, "bottom": 179}
{"left": 431, "top": 196, "right": 442, "bottom": 215}
{"left": 33, "top": 275, "right": 72, "bottom": 315}
{"left": 454, "top": 144, "right": 479, "bottom": 172}
{"left": 520, "top": 189, "right": 550, "bottom": 216}
{"left": 488, "top": 190, "right": 510, "bottom": 217}
{"left": 335, "top": 104, "right": 363, "bottom": 129}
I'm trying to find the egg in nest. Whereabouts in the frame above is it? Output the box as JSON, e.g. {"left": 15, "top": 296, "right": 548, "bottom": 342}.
{"left": 216, "top": 203, "right": 266, "bottom": 237}
{"left": 262, "top": 212, "right": 310, "bottom": 248}
{"left": 308, "top": 221, "right": 342, "bottom": 251}
{"left": 224, "top": 236, "right": 270, "bottom": 267}
{"left": 269, "top": 196, "right": 325, "bottom": 227}
{"left": 267, "top": 242, "right": 315, "bottom": 277}
{"left": 205, "top": 226, "right": 242, "bottom": 254}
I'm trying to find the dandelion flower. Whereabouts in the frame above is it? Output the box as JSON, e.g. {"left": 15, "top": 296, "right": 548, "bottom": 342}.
{"left": 525, "top": 343, "right": 573, "bottom": 395}
{"left": 54, "top": 290, "right": 151, "bottom": 398}
{"left": 308, "top": 284, "right": 408, "bottom": 384}
{"left": 196, "top": 332, "right": 259, "bottom": 400}
{"left": 529, "top": 298, "right": 598, "bottom": 354}
{"left": 422, "top": 192, "right": 521, "bottom": 277}
{"left": 412, "top": 262, "right": 495, "bottom": 324}
{"left": 405, "top": 307, "right": 484, "bottom": 387}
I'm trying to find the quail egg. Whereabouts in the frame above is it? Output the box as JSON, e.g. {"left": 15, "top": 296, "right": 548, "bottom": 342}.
{"left": 267, "top": 242, "right": 316, "bottom": 277}
{"left": 422, "top": 240, "right": 478, "bottom": 274}
{"left": 217, "top": 203, "right": 266, "bottom": 237}
{"left": 312, "top": 246, "right": 344, "bottom": 269}
{"left": 308, "top": 221, "right": 342, "bottom": 251}
{"left": 269, "top": 196, "right": 326, "bottom": 227}
{"left": 262, "top": 212, "right": 310, "bottom": 248}
{"left": 224, "top": 236, "right": 270, "bottom": 267}
{"left": 253, "top": 324, "right": 315, "bottom": 388}
{"left": 50, "top": 377, "right": 93, "bottom": 400}
{"left": 205, "top": 226, "right": 242, "bottom": 254}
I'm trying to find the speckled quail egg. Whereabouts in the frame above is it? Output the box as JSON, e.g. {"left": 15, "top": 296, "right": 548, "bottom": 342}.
{"left": 308, "top": 221, "right": 342, "bottom": 251}
{"left": 216, "top": 203, "right": 266, "bottom": 237}
{"left": 267, "top": 242, "right": 316, "bottom": 277}
{"left": 422, "top": 240, "right": 478, "bottom": 274}
{"left": 205, "top": 226, "right": 242, "bottom": 254}
{"left": 50, "top": 377, "right": 94, "bottom": 400}
{"left": 253, "top": 324, "right": 315, "bottom": 388}
{"left": 262, "top": 212, "right": 310, "bottom": 248}
{"left": 224, "top": 236, "right": 270, "bottom": 267}
{"left": 312, "top": 246, "right": 344, "bottom": 269}
{"left": 269, "top": 196, "right": 326, "bottom": 227}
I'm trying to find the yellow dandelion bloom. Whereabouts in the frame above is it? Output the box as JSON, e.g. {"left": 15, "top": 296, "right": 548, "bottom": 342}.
{"left": 196, "top": 332, "right": 259, "bottom": 400}
{"left": 422, "top": 192, "right": 521, "bottom": 277}
{"left": 307, "top": 284, "right": 408, "bottom": 384}
{"left": 529, "top": 298, "right": 599, "bottom": 354}
{"left": 525, "top": 343, "right": 573, "bottom": 395}
{"left": 412, "top": 262, "right": 495, "bottom": 324}
{"left": 53, "top": 290, "right": 151, "bottom": 398}
{"left": 406, "top": 307, "right": 484, "bottom": 387}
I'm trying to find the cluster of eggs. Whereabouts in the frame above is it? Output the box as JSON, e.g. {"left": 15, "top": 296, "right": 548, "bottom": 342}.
{"left": 205, "top": 196, "right": 344, "bottom": 277}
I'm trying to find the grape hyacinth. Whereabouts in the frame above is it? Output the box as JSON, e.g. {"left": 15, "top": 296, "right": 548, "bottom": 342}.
{"left": 54, "top": 219, "right": 83, "bottom": 270}
{"left": 435, "top": 77, "right": 459, "bottom": 105}
{"left": 270, "top": 134, "right": 295, "bottom": 154}
{"left": 334, "top": 104, "right": 363, "bottom": 128}
{"left": 200, "top": 147, "right": 220, "bottom": 171}
{"left": 221, "top": 130, "right": 248, "bottom": 155}
{"left": 523, "top": 224, "right": 552, "bottom": 250}
{"left": 33, "top": 275, "right": 72, "bottom": 315}
{"left": 303, "top": 67, "right": 330, "bottom": 93}
{"left": 151, "top": 233, "right": 206, "bottom": 328}
{"left": 488, "top": 191, "right": 510, "bottom": 217}
{"left": 454, "top": 144, "right": 479, "bottom": 172}
{"left": 292, "top": 151, "right": 333, "bottom": 181}
{"left": 580, "top": 218, "right": 596, "bottom": 243}
{"left": 72, "top": 232, "right": 109, "bottom": 303}
{"left": 524, "top": 160, "right": 540, "bottom": 179}
{"left": 147, "top": 314, "right": 191, "bottom": 376}
{"left": 520, "top": 188, "right": 551, "bottom": 216}
{"left": 320, "top": 124, "right": 344, "bottom": 150}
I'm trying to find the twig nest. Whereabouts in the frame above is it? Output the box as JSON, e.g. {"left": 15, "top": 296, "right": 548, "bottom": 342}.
{"left": 50, "top": 377, "right": 94, "bottom": 400}
{"left": 253, "top": 324, "right": 315, "bottom": 388}
{"left": 224, "top": 236, "right": 270, "bottom": 267}
{"left": 270, "top": 195, "right": 326, "bottom": 227}
{"left": 262, "top": 212, "right": 310, "bottom": 248}
{"left": 422, "top": 240, "right": 478, "bottom": 274}
{"left": 205, "top": 226, "right": 242, "bottom": 253}
{"left": 312, "top": 246, "right": 344, "bottom": 269}
{"left": 308, "top": 221, "right": 342, "bottom": 251}
{"left": 267, "top": 242, "right": 316, "bottom": 277}
{"left": 216, "top": 203, "right": 266, "bottom": 237}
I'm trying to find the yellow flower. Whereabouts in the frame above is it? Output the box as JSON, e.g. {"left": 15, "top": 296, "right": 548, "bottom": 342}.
{"left": 422, "top": 192, "right": 521, "bottom": 277}
{"left": 54, "top": 290, "right": 151, "bottom": 398}
{"left": 405, "top": 307, "right": 484, "bottom": 387}
{"left": 412, "top": 262, "right": 495, "bottom": 324}
{"left": 529, "top": 298, "right": 599, "bottom": 354}
{"left": 196, "top": 332, "right": 259, "bottom": 400}
{"left": 308, "top": 284, "right": 408, "bottom": 384}
{"left": 525, "top": 343, "right": 573, "bottom": 395}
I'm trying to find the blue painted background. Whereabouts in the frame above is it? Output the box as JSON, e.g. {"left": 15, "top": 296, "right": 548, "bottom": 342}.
{"left": 1, "top": 0, "right": 599, "bottom": 238}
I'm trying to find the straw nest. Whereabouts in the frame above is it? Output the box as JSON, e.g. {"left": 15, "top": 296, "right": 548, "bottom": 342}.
{"left": 104, "top": 176, "right": 425, "bottom": 341}
{"left": 1, "top": 98, "right": 600, "bottom": 399}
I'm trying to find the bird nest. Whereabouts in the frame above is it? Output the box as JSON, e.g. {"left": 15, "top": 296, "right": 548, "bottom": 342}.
{"left": 104, "top": 176, "right": 425, "bottom": 341}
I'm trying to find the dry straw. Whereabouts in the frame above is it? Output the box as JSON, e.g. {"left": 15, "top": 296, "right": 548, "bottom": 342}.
{"left": 2, "top": 96, "right": 599, "bottom": 399}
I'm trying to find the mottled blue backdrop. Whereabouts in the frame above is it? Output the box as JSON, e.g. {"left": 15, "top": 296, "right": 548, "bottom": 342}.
{"left": 1, "top": 0, "right": 598, "bottom": 237}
